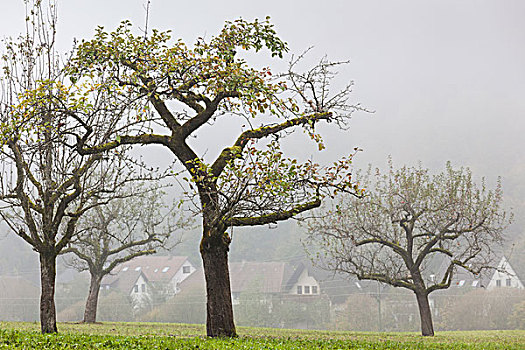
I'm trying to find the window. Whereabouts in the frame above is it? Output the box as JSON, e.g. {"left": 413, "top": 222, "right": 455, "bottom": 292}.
{"left": 312, "top": 286, "right": 318, "bottom": 294}
{"left": 496, "top": 279, "right": 501, "bottom": 287}
{"left": 134, "top": 266, "right": 141, "bottom": 271}
{"left": 472, "top": 280, "right": 479, "bottom": 287}
{"left": 506, "top": 278, "right": 512, "bottom": 287}
{"left": 133, "top": 285, "right": 138, "bottom": 293}
{"left": 182, "top": 266, "right": 191, "bottom": 274}
{"left": 304, "top": 286, "right": 310, "bottom": 294}
{"left": 162, "top": 267, "right": 170, "bottom": 273}
{"left": 141, "top": 284, "right": 146, "bottom": 292}
{"left": 297, "top": 286, "right": 302, "bottom": 295}
{"left": 122, "top": 267, "right": 129, "bottom": 272}
{"left": 458, "top": 280, "right": 465, "bottom": 287}
{"left": 355, "top": 281, "right": 362, "bottom": 289}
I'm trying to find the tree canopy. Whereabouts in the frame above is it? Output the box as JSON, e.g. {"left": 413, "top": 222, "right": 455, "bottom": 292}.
{"left": 61, "top": 17, "right": 364, "bottom": 337}
{"left": 306, "top": 161, "right": 511, "bottom": 336}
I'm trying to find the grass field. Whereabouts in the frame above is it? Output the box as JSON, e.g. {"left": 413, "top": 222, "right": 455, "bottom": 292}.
{"left": 0, "top": 322, "right": 524, "bottom": 349}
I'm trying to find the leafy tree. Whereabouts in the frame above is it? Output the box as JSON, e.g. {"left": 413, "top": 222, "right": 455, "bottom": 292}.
{"left": 306, "top": 162, "right": 510, "bottom": 336}
{"left": 62, "top": 184, "right": 184, "bottom": 323}
{"left": 65, "top": 18, "right": 363, "bottom": 336}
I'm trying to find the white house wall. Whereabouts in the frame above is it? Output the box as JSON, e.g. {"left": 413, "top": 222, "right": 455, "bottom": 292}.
{"left": 130, "top": 274, "right": 150, "bottom": 307}
{"left": 487, "top": 257, "right": 524, "bottom": 290}
{"left": 169, "top": 260, "right": 196, "bottom": 293}
{"left": 290, "top": 269, "right": 320, "bottom": 295}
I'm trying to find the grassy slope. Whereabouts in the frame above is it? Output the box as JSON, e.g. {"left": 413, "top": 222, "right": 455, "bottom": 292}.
{"left": 0, "top": 322, "right": 524, "bottom": 349}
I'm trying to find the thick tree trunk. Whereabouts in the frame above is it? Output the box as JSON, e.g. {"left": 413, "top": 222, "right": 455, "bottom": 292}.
{"left": 39, "top": 253, "right": 58, "bottom": 334}
{"left": 201, "top": 230, "right": 236, "bottom": 337}
{"left": 415, "top": 290, "right": 434, "bottom": 336}
{"left": 83, "top": 273, "right": 102, "bottom": 323}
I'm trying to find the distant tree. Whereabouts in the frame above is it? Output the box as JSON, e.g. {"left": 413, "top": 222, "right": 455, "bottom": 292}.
{"left": 96, "top": 291, "right": 134, "bottom": 322}
{"left": 66, "top": 18, "right": 364, "bottom": 336}
{"left": 507, "top": 299, "right": 525, "bottom": 330}
{"left": 331, "top": 294, "right": 379, "bottom": 331}
{"left": 233, "top": 279, "right": 276, "bottom": 328}
{"left": 142, "top": 288, "right": 206, "bottom": 325}
{"left": 438, "top": 288, "right": 525, "bottom": 331}
{"left": 273, "top": 296, "right": 330, "bottom": 329}
{"left": 62, "top": 184, "right": 184, "bottom": 323}
{"left": 306, "top": 162, "right": 510, "bottom": 336}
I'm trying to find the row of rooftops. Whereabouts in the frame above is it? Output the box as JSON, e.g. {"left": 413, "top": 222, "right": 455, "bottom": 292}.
{"left": 29, "top": 252, "right": 515, "bottom": 304}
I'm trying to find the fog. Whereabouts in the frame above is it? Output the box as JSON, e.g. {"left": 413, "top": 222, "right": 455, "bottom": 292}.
{"left": 0, "top": 0, "right": 524, "bottom": 332}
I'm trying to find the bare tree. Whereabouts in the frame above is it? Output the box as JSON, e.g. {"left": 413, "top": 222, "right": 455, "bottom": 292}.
{"left": 62, "top": 182, "right": 184, "bottom": 323}
{"left": 305, "top": 162, "right": 510, "bottom": 336}
{"left": 0, "top": 1, "right": 149, "bottom": 333}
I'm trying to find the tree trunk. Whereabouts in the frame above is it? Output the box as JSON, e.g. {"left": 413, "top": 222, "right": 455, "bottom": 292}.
{"left": 83, "top": 273, "right": 102, "bottom": 323}
{"left": 39, "top": 253, "right": 58, "bottom": 334}
{"left": 415, "top": 290, "right": 434, "bottom": 336}
{"left": 201, "top": 229, "right": 236, "bottom": 337}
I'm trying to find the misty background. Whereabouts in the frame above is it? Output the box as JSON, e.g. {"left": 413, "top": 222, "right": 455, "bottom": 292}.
{"left": 0, "top": 0, "right": 523, "bottom": 331}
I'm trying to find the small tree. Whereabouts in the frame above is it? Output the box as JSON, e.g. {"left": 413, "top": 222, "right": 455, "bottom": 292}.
{"left": 63, "top": 184, "right": 184, "bottom": 323}
{"left": 306, "top": 162, "right": 510, "bottom": 336}
{"left": 66, "top": 19, "right": 364, "bottom": 336}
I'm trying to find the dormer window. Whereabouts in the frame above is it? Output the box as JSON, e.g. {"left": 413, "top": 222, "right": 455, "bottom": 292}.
{"left": 183, "top": 266, "right": 191, "bottom": 274}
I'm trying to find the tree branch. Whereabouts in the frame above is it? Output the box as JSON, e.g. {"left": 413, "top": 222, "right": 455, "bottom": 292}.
{"left": 226, "top": 197, "right": 321, "bottom": 227}
{"left": 211, "top": 112, "right": 332, "bottom": 178}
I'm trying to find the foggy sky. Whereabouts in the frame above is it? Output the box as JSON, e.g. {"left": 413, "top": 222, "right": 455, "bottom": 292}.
{"left": 1, "top": 0, "right": 524, "bottom": 184}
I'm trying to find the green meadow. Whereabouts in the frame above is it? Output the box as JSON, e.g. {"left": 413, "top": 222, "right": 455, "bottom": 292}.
{"left": 1, "top": 322, "right": 523, "bottom": 349}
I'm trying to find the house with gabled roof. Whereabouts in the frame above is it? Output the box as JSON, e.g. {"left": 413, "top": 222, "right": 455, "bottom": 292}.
{"left": 228, "top": 261, "right": 322, "bottom": 304}
{"left": 486, "top": 256, "right": 524, "bottom": 290}
{"left": 426, "top": 254, "right": 524, "bottom": 291}
{"left": 173, "top": 261, "right": 328, "bottom": 328}
{"left": 112, "top": 255, "right": 196, "bottom": 294}
{"left": 101, "top": 269, "right": 150, "bottom": 307}
{"left": 100, "top": 255, "right": 196, "bottom": 307}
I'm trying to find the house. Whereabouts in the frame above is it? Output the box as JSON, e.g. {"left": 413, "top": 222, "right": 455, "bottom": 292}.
{"left": 426, "top": 254, "right": 524, "bottom": 291}
{"left": 228, "top": 261, "right": 322, "bottom": 304}
{"left": 486, "top": 256, "right": 524, "bottom": 290}
{"left": 173, "top": 261, "right": 328, "bottom": 329}
{"left": 101, "top": 269, "right": 150, "bottom": 308}
{"left": 100, "top": 255, "right": 196, "bottom": 305}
